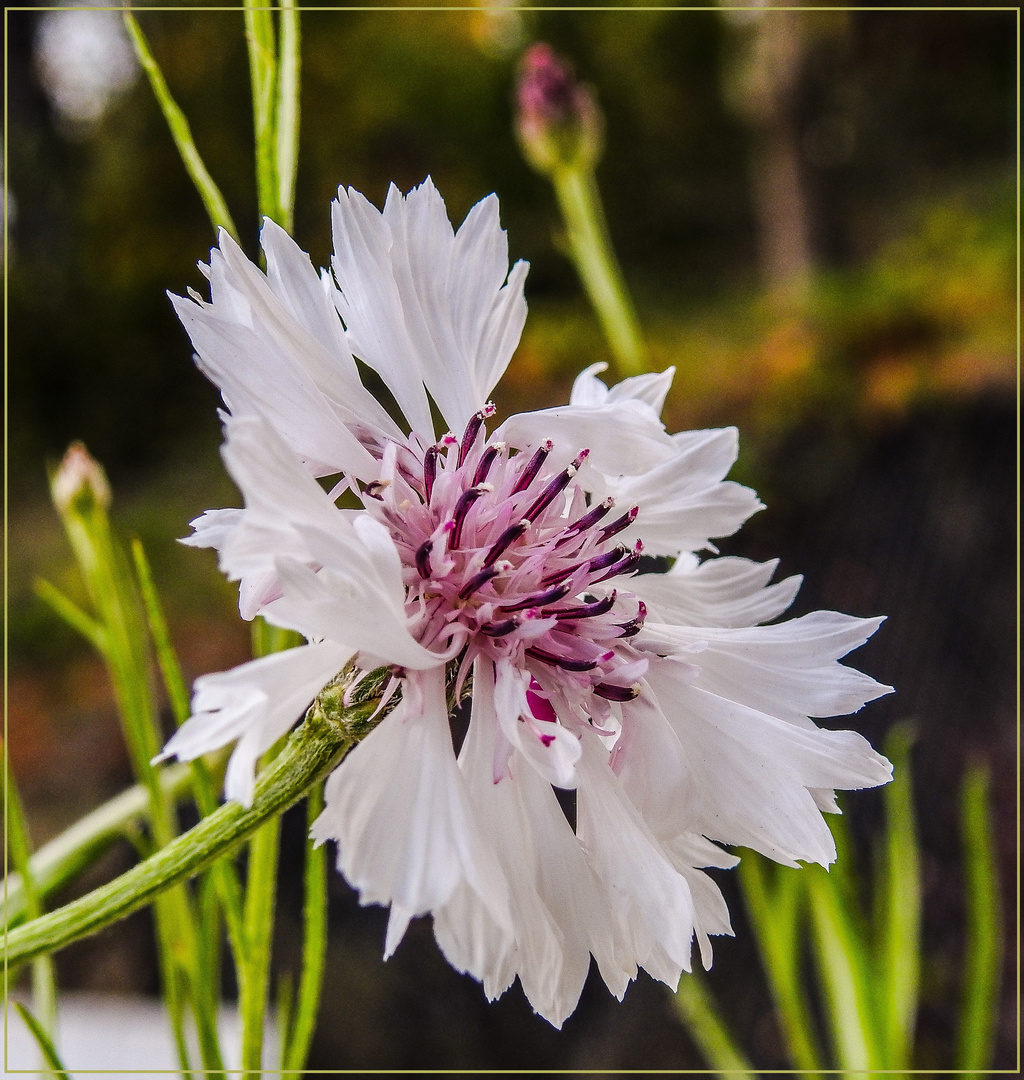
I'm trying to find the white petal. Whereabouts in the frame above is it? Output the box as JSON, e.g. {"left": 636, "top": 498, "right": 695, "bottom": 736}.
{"left": 496, "top": 399, "right": 679, "bottom": 476}
{"left": 492, "top": 658, "right": 580, "bottom": 788}
{"left": 180, "top": 507, "right": 244, "bottom": 550}
{"left": 171, "top": 226, "right": 396, "bottom": 478}
{"left": 646, "top": 665, "right": 893, "bottom": 866}
{"left": 631, "top": 556, "right": 802, "bottom": 628}
{"left": 607, "top": 428, "right": 763, "bottom": 556}
{"left": 158, "top": 640, "right": 353, "bottom": 807}
{"left": 649, "top": 610, "right": 894, "bottom": 723}
{"left": 331, "top": 179, "right": 528, "bottom": 437}
{"left": 575, "top": 731, "right": 697, "bottom": 982}
{"left": 216, "top": 414, "right": 438, "bottom": 669}
{"left": 569, "top": 362, "right": 676, "bottom": 417}
{"left": 311, "top": 668, "right": 512, "bottom": 954}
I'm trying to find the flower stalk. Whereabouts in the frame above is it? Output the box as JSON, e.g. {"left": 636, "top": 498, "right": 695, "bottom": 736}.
{"left": 516, "top": 43, "right": 647, "bottom": 377}
{"left": 5, "top": 670, "right": 392, "bottom": 969}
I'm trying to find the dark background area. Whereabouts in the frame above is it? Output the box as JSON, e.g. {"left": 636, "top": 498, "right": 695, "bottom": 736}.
{"left": 5, "top": 3, "right": 1017, "bottom": 1072}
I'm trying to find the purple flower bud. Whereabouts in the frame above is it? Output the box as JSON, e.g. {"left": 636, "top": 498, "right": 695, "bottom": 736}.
{"left": 515, "top": 43, "right": 603, "bottom": 174}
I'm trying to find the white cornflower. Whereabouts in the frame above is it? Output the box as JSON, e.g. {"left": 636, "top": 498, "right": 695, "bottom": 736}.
{"left": 161, "top": 179, "right": 893, "bottom": 1027}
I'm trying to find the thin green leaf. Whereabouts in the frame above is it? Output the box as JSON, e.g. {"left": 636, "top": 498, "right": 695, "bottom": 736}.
{"left": 34, "top": 578, "right": 105, "bottom": 654}
{"left": 674, "top": 971, "right": 756, "bottom": 1078}
{"left": 4, "top": 748, "right": 58, "bottom": 1045}
{"left": 274, "top": 0, "right": 301, "bottom": 233}
{"left": 244, "top": 0, "right": 279, "bottom": 222}
{"left": 806, "top": 863, "right": 880, "bottom": 1072}
{"left": 13, "top": 1002, "right": 72, "bottom": 1080}
{"left": 282, "top": 785, "right": 328, "bottom": 1073}
{"left": 956, "top": 762, "right": 1002, "bottom": 1074}
{"left": 123, "top": 12, "right": 238, "bottom": 241}
{"left": 240, "top": 805, "right": 281, "bottom": 1075}
{"left": 876, "top": 724, "right": 921, "bottom": 1070}
{"left": 738, "top": 854, "right": 822, "bottom": 1075}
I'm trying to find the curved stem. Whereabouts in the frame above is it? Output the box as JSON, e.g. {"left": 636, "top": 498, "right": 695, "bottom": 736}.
{"left": 5, "top": 709, "right": 354, "bottom": 968}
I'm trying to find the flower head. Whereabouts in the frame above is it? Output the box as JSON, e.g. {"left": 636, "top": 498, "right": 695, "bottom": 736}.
{"left": 161, "top": 179, "right": 893, "bottom": 1027}
{"left": 515, "top": 43, "right": 603, "bottom": 174}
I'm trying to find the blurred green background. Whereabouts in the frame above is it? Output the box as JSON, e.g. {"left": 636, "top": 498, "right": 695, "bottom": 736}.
{"left": 6, "top": 3, "right": 1016, "bottom": 1071}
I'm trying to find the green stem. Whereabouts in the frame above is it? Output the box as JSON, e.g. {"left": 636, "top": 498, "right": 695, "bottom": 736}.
{"left": 244, "top": 0, "right": 279, "bottom": 223}
{"left": 674, "top": 971, "right": 755, "bottom": 1078}
{"left": 3, "top": 749, "right": 58, "bottom": 1055}
{"left": 4, "top": 761, "right": 195, "bottom": 927}
{"left": 239, "top": 765, "right": 282, "bottom": 1076}
{"left": 738, "top": 855, "right": 822, "bottom": 1075}
{"left": 551, "top": 165, "right": 648, "bottom": 378}
{"left": 806, "top": 865, "right": 880, "bottom": 1072}
{"left": 275, "top": 0, "right": 301, "bottom": 233}
{"left": 5, "top": 713, "right": 349, "bottom": 969}
{"left": 876, "top": 726, "right": 921, "bottom": 1071}
{"left": 123, "top": 12, "right": 238, "bottom": 240}
{"left": 282, "top": 785, "right": 328, "bottom": 1073}
{"left": 956, "top": 763, "right": 1002, "bottom": 1074}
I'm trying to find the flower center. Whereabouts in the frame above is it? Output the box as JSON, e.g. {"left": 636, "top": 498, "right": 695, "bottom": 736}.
{"left": 361, "top": 407, "right": 647, "bottom": 703}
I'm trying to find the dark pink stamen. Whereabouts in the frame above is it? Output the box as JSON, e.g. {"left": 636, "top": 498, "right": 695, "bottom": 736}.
{"left": 422, "top": 444, "right": 439, "bottom": 503}
{"left": 450, "top": 485, "right": 488, "bottom": 548}
{"left": 483, "top": 519, "right": 529, "bottom": 567}
{"left": 472, "top": 445, "right": 501, "bottom": 487}
{"left": 594, "top": 682, "right": 640, "bottom": 702}
{"left": 526, "top": 646, "right": 599, "bottom": 672}
{"left": 458, "top": 565, "right": 500, "bottom": 600}
{"left": 415, "top": 539, "right": 433, "bottom": 579}
{"left": 598, "top": 506, "right": 639, "bottom": 543}
{"left": 543, "top": 591, "right": 616, "bottom": 620}
{"left": 498, "top": 580, "right": 572, "bottom": 613}
{"left": 511, "top": 441, "right": 553, "bottom": 495}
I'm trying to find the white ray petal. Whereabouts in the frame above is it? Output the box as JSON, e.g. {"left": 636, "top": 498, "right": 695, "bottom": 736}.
{"left": 631, "top": 555, "right": 802, "bottom": 628}
{"left": 649, "top": 610, "right": 894, "bottom": 724}
{"left": 158, "top": 640, "right": 353, "bottom": 807}
{"left": 331, "top": 179, "right": 528, "bottom": 437}
{"left": 311, "top": 667, "right": 512, "bottom": 956}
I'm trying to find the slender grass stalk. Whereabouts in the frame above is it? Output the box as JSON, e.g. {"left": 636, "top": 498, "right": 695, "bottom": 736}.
{"left": 3, "top": 761, "right": 196, "bottom": 927}
{"left": 33, "top": 579, "right": 104, "bottom": 653}
{"left": 737, "top": 854, "right": 822, "bottom": 1075}
{"left": 551, "top": 165, "right": 648, "bottom": 377}
{"left": 956, "top": 762, "right": 1002, "bottom": 1074}
{"left": 674, "top": 971, "right": 755, "bottom": 1078}
{"left": 49, "top": 452, "right": 198, "bottom": 1075}
{"left": 275, "top": 0, "right": 301, "bottom": 234}
{"left": 130, "top": 540, "right": 247, "bottom": 957}
{"left": 123, "top": 12, "right": 238, "bottom": 240}
{"left": 13, "top": 1003, "right": 72, "bottom": 1080}
{"left": 243, "top": 0, "right": 279, "bottom": 223}
{"left": 806, "top": 863, "right": 880, "bottom": 1072}
{"left": 281, "top": 784, "right": 328, "bottom": 1073}
{"left": 3, "top": 748, "right": 58, "bottom": 1060}
{"left": 876, "top": 725, "right": 921, "bottom": 1071}
{"left": 239, "top": 746, "right": 282, "bottom": 1078}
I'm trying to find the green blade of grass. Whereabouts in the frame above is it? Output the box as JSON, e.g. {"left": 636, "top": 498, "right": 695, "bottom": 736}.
{"left": 876, "top": 725, "right": 922, "bottom": 1070}
{"left": 673, "top": 971, "right": 755, "bottom": 1078}
{"left": 282, "top": 785, "right": 328, "bottom": 1074}
{"left": 243, "top": 0, "right": 279, "bottom": 223}
{"left": 274, "top": 0, "right": 301, "bottom": 233}
{"left": 738, "top": 853, "right": 823, "bottom": 1075}
{"left": 4, "top": 748, "right": 58, "bottom": 1049}
{"left": 123, "top": 12, "right": 238, "bottom": 241}
{"left": 34, "top": 578, "right": 105, "bottom": 654}
{"left": 13, "top": 1002, "right": 72, "bottom": 1080}
{"left": 956, "top": 762, "right": 1003, "bottom": 1074}
{"left": 806, "top": 861, "right": 880, "bottom": 1073}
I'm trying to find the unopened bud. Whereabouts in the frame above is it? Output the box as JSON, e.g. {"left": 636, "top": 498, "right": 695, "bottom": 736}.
{"left": 515, "top": 43, "right": 603, "bottom": 174}
{"left": 51, "top": 441, "right": 111, "bottom": 513}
